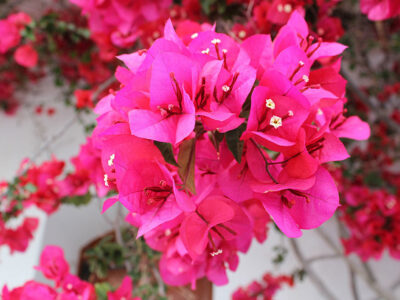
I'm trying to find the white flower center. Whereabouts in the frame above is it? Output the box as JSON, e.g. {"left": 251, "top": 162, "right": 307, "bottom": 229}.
{"left": 222, "top": 85, "right": 230, "bottom": 92}
{"left": 238, "top": 30, "right": 246, "bottom": 38}
{"left": 108, "top": 153, "right": 115, "bottom": 167}
{"left": 284, "top": 4, "right": 292, "bottom": 13}
{"left": 210, "top": 249, "right": 223, "bottom": 256}
{"left": 270, "top": 116, "right": 282, "bottom": 129}
{"left": 265, "top": 99, "right": 275, "bottom": 109}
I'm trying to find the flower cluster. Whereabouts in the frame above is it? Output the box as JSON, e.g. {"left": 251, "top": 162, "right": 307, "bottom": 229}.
{"left": 0, "top": 217, "right": 38, "bottom": 254}
{"left": 232, "top": 272, "right": 294, "bottom": 300}
{"left": 231, "top": 0, "right": 344, "bottom": 43}
{"left": 1, "top": 245, "right": 139, "bottom": 300}
{"left": 69, "top": 0, "right": 173, "bottom": 50}
{"left": 0, "top": 138, "right": 107, "bottom": 253}
{"left": 94, "top": 12, "right": 369, "bottom": 287}
{"left": 340, "top": 185, "right": 400, "bottom": 261}
{"left": 0, "top": 12, "right": 40, "bottom": 114}
{"left": 0, "top": 157, "right": 64, "bottom": 253}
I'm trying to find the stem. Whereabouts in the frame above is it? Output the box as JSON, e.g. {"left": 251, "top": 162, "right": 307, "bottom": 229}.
{"left": 250, "top": 138, "right": 278, "bottom": 183}
{"left": 289, "top": 239, "right": 339, "bottom": 300}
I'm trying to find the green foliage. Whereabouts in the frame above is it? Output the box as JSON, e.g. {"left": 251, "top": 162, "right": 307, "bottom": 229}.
{"left": 363, "top": 171, "right": 385, "bottom": 188}
{"left": 178, "top": 139, "right": 196, "bottom": 194}
{"left": 272, "top": 245, "right": 288, "bottom": 265}
{"left": 154, "top": 141, "right": 179, "bottom": 167}
{"left": 81, "top": 228, "right": 162, "bottom": 300}
{"left": 225, "top": 123, "right": 246, "bottom": 163}
{"left": 84, "top": 235, "right": 126, "bottom": 280}
{"left": 61, "top": 192, "right": 92, "bottom": 206}
{"left": 292, "top": 269, "right": 306, "bottom": 282}
{"left": 94, "top": 282, "right": 113, "bottom": 300}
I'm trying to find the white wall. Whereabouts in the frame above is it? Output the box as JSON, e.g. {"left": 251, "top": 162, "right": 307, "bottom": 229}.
{"left": 1, "top": 77, "right": 400, "bottom": 299}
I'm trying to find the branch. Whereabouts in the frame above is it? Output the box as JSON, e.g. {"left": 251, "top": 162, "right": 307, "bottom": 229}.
{"left": 349, "top": 269, "right": 360, "bottom": 300}
{"left": 306, "top": 254, "right": 340, "bottom": 264}
{"left": 289, "top": 239, "right": 339, "bottom": 300}
{"left": 315, "top": 227, "right": 397, "bottom": 300}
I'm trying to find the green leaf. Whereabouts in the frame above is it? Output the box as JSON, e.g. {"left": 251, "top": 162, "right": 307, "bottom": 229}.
{"left": 61, "top": 192, "right": 92, "bottom": 206}
{"left": 177, "top": 139, "right": 196, "bottom": 194}
{"left": 94, "top": 282, "right": 113, "bottom": 300}
{"left": 201, "top": 0, "right": 216, "bottom": 15}
{"left": 24, "top": 183, "right": 37, "bottom": 193}
{"left": 225, "top": 123, "right": 246, "bottom": 163}
{"left": 154, "top": 141, "right": 178, "bottom": 167}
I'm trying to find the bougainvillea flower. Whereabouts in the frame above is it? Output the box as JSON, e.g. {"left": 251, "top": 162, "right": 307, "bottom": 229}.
{"left": 180, "top": 196, "right": 251, "bottom": 260}
{"left": 129, "top": 89, "right": 195, "bottom": 145}
{"left": 14, "top": 44, "right": 38, "bottom": 68}
{"left": 0, "top": 18, "right": 20, "bottom": 53}
{"left": 107, "top": 276, "right": 139, "bottom": 300}
{"left": 361, "top": 0, "right": 400, "bottom": 20}
{"left": 35, "top": 245, "right": 69, "bottom": 286}
{"left": 259, "top": 167, "right": 339, "bottom": 237}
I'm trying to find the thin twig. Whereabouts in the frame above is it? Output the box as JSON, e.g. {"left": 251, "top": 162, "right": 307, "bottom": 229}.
{"left": 306, "top": 254, "right": 340, "bottom": 264}
{"left": 289, "top": 239, "right": 339, "bottom": 300}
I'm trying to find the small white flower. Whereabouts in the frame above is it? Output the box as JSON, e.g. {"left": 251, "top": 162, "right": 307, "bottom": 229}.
{"left": 201, "top": 48, "right": 210, "bottom": 54}
{"left": 265, "top": 99, "right": 275, "bottom": 109}
{"left": 104, "top": 174, "right": 109, "bottom": 187}
{"left": 222, "top": 85, "right": 230, "bottom": 92}
{"left": 210, "top": 249, "right": 223, "bottom": 256}
{"left": 108, "top": 153, "right": 115, "bottom": 167}
{"left": 191, "top": 32, "right": 198, "bottom": 39}
{"left": 270, "top": 115, "right": 282, "bottom": 129}
{"left": 238, "top": 30, "right": 246, "bottom": 39}
{"left": 277, "top": 4, "right": 283, "bottom": 12}
{"left": 152, "top": 31, "right": 160, "bottom": 39}
{"left": 211, "top": 38, "right": 221, "bottom": 44}
{"left": 283, "top": 4, "right": 292, "bottom": 13}
{"left": 288, "top": 110, "right": 294, "bottom": 117}
{"left": 302, "top": 74, "right": 309, "bottom": 83}
{"left": 299, "top": 60, "right": 305, "bottom": 66}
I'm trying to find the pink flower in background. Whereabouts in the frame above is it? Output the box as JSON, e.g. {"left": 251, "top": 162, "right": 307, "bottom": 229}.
{"left": 361, "top": 0, "right": 400, "bottom": 20}
{"left": 0, "top": 218, "right": 39, "bottom": 253}
{"left": 0, "top": 19, "right": 20, "bottom": 54}
{"left": 14, "top": 45, "right": 38, "bottom": 68}
{"left": 108, "top": 276, "right": 140, "bottom": 300}
{"left": 74, "top": 89, "right": 94, "bottom": 109}
{"left": 35, "top": 246, "right": 69, "bottom": 286}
